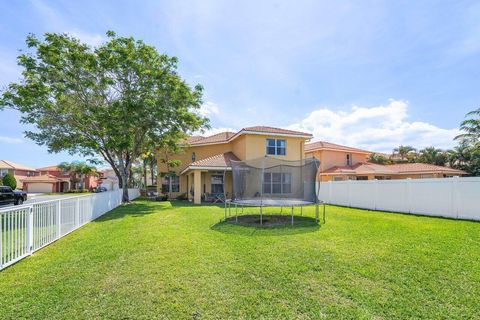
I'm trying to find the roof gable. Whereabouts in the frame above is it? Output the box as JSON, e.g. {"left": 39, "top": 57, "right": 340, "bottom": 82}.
{"left": 0, "top": 160, "right": 37, "bottom": 171}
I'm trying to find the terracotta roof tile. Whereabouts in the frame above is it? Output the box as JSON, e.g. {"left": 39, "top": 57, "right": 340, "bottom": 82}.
{"left": 20, "top": 174, "right": 63, "bottom": 183}
{"left": 305, "top": 141, "right": 371, "bottom": 153}
{"left": 386, "top": 163, "right": 466, "bottom": 174}
{"left": 189, "top": 152, "right": 240, "bottom": 168}
{"left": 241, "top": 126, "right": 312, "bottom": 137}
{"left": 187, "top": 132, "right": 235, "bottom": 145}
{"left": 36, "top": 165, "right": 61, "bottom": 171}
{"left": 322, "top": 162, "right": 396, "bottom": 175}
{"left": 0, "top": 160, "right": 37, "bottom": 171}
{"left": 321, "top": 162, "right": 466, "bottom": 176}
{"left": 186, "top": 126, "right": 311, "bottom": 146}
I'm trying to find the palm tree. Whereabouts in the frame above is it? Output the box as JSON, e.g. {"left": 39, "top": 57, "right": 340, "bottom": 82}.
{"left": 455, "top": 108, "right": 480, "bottom": 145}
{"left": 392, "top": 145, "right": 416, "bottom": 161}
{"left": 417, "top": 147, "right": 447, "bottom": 166}
{"left": 58, "top": 161, "right": 97, "bottom": 190}
{"left": 367, "top": 153, "right": 391, "bottom": 165}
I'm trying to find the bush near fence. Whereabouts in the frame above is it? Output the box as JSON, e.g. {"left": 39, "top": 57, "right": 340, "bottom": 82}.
{"left": 318, "top": 177, "right": 480, "bottom": 221}
{"left": 0, "top": 189, "right": 140, "bottom": 270}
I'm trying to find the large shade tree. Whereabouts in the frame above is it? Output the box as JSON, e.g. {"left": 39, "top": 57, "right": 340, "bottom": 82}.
{"left": 1, "top": 31, "right": 208, "bottom": 202}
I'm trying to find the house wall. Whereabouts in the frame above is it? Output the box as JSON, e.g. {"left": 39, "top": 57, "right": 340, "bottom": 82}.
{"left": 306, "top": 150, "right": 369, "bottom": 172}
{"left": 156, "top": 133, "right": 308, "bottom": 198}
{"left": 244, "top": 135, "right": 305, "bottom": 161}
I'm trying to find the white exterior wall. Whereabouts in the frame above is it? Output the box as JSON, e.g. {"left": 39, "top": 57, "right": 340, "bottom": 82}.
{"left": 318, "top": 177, "right": 480, "bottom": 221}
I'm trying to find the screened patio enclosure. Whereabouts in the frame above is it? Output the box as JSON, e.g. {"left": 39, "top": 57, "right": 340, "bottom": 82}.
{"left": 225, "top": 156, "right": 324, "bottom": 225}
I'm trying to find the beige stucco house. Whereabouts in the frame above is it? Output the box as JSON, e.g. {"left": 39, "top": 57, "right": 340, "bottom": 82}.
{"left": 156, "top": 126, "right": 312, "bottom": 204}
{"left": 304, "top": 141, "right": 466, "bottom": 181}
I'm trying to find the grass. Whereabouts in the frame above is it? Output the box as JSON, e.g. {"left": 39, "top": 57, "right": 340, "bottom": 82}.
{"left": 1, "top": 200, "right": 479, "bottom": 319}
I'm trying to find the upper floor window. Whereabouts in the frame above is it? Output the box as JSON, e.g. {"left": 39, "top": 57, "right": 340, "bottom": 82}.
{"left": 346, "top": 153, "right": 352, "bottom": 166}
{"left": 191, "top": 152, "right": 196, "bottom": 162}
{"left": 266, "top": 139, "right": 286, "bottom": 156}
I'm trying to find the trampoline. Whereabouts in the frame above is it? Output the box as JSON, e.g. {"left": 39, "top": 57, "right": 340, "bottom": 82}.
{"left": 224, "top": 156, "right": 325, "bottom": 225}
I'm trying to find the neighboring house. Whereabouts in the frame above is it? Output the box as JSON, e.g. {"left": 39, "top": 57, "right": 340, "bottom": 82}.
{"left": 305, "top": 141, "right": 466, "bottom": 181}
{"left": 0, "top": 160, "right": 38, "bottom": 189}
{"left": 99, "top": 169, "right": 119, "bottom": 190}
{"left": 22, "top": 165, "right": 100, "bottom": 193}
{"left": 156, "top": 126, "right": 313, "bottom": 204}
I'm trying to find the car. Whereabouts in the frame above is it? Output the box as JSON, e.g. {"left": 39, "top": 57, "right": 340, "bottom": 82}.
{"left": 95, "top": 186, "right": 108, "bottom": 193}
{"left": 0, "top": 186, "right": 28, "bottom": 206}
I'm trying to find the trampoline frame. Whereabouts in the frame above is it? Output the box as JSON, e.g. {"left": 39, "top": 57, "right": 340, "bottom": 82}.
{"left": 223, "top": 156, "right": 325, "bottom": 226}
{"left": 224, "top": 200, "right": 326, "bottom": 226}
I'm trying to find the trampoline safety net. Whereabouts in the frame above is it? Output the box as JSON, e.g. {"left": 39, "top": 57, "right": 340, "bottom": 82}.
{"left": 230, "top": 156, "right": 320, "bottom": 206}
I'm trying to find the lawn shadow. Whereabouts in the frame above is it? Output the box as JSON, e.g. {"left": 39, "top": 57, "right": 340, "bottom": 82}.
{"left": 93, "top": 199, "right": 225, "bottom": 222}
{"left": 211, "top": 214, "right": 321, "bottom": 236}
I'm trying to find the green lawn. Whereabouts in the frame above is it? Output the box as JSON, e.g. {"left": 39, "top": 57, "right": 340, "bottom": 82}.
{"left": 1, "top": 200, "right": 479, "bottom": 319}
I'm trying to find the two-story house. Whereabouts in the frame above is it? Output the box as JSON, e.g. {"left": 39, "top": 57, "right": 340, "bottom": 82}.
{"left": 156, "top": 126, "right": 313, "bottom": 204}
{"left": 0, "top": 160, "right": 38, "bottom": 189}
{"left": 22, "top": 165, "right": 100, "bottom": 193}
{"left": 305, "top": 141, "right": 466, "bottom": 181}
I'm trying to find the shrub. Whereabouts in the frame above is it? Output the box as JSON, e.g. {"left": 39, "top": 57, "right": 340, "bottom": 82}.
{"left": 155, "top": 194, "right": 169, "bottom": 201}
{"left": 176, "top": 193, "right": 188, "bottom": 200}
{"left": 2, "top": 173, "right": 17, "bottom": 189}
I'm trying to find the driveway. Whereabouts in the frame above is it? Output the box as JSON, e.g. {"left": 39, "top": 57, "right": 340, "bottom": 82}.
{"left": 1, "top": 194, "right": 81, "bottom": 208}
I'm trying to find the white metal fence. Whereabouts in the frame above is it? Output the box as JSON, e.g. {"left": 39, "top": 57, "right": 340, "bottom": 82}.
{"left": 318, "top": 177, "right": 480, "bottom": 221}
{"left": 0, "top": 189, "right": 140, "bottom": 270}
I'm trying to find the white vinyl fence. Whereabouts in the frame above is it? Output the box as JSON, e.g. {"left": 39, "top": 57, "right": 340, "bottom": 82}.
{"left": 318, "top": 177, "right": 480, "bottom": 221}
{"left": 0, "top": 189, "right": 140, "bottom": 270}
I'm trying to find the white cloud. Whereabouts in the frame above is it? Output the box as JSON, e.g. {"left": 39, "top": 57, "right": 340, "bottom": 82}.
{"left": 67, "top": 29, "right": 105, "bottom": 47}
{"left": 0, "top": 136, "right": 24, "bottom": 144}
{"left": 288, "top": 100, "right": 459, "bottom": 152}
{"left": 197, "top": 101, "right": 220, "bottom": 117}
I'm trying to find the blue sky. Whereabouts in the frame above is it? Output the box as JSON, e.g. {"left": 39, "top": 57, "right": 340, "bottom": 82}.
{"left": 1, "top": 0, "right": 479, "bottom": 167}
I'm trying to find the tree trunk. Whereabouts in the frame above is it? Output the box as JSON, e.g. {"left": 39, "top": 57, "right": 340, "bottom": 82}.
{"left": 150, "top": 161, "right": 155, "bottom": 186}
{"left": 128, "top": 167, "right": 134, "bottom": 188}
{"left": 143, "top": 160, "right": 148, "bottom": 195}
{"left": 117, "top": 158, "right": 131, "bottom": 203}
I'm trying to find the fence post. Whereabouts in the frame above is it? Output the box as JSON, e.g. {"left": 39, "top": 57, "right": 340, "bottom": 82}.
{"left": 373, "top": 179, "right": 378, "bottom": 210}
{"left": 56, "top": 200, "right": 61, "bottom": 238}
{"left": 0, "top": 214, "right": 3, "bottom": 269}
{"left": 347, "top": 179, "right": 352, "bottom": 207}
{"left": 406, "top": 178, "right": 412, "bottom": 214}
{"left": 75, "top": 197, "right": 80, "bottom": 227}
{"left": 27, "top": 206, "right": 34, "bottom": 253}
{"left": 452, "top": 176, "right": 459, "bottom": 218}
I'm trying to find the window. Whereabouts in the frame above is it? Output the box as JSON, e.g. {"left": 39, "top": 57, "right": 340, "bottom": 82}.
{"left": 346, "top": 154, "right": 352, "bottom": 166}
{"left": 161, "top": 174, "right": 179, "bottom": 193}
{"left": 333, "top": 176, "right": 344, "bottom": 181}
{"left": 0, "top": 169, "right": 8, "bottom": 177}
{"left": 211, "top": 175, "right": 224, "bottom": 194}
{"left": 191, "top": 152, "right": 196, "bottom": 162}
{"left": 356, "top": 176, "right": 368, "bottom": 180}
{"left": 266, "top": 139, "right": 286, "bottom": 155}
{"left": 262, "top": 172, "right": 291, "bottom": 194}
